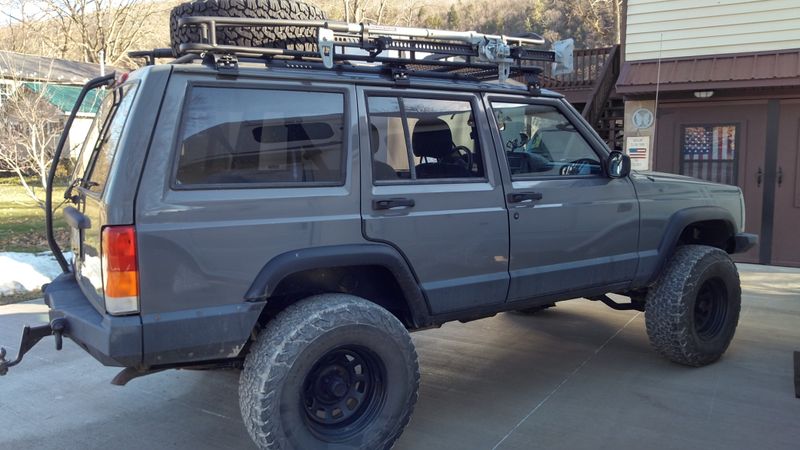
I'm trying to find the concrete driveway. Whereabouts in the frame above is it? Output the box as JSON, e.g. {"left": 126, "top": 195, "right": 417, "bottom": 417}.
{"left": 1, "top": 264, "right": 799, "bottom": 449}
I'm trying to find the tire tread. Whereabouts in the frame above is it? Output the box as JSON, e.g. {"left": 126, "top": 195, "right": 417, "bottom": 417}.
{"left": 644, "top": 245, "right": 741, "bottom": 366}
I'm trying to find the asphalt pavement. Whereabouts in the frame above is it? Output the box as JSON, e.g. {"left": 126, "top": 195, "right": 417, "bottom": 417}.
{"left": 1, "top": 264, "right": 798, "bottom": 449}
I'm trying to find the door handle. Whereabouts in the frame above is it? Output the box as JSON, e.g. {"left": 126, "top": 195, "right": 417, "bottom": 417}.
{"left": 372, "top": 197, "right": 415, "bottom": 210}
{"left": 507, "top": 192, "right": 543, "bottom": 203}
{"left": 777, "top": 166, "right": 783, "bottom": 187}
{"left": 756, "top": 168, "right": 762, "bottom": 188}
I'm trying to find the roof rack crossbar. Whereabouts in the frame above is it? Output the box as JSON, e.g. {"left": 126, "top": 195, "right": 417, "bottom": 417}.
{"left": 176, "top": 16, "right": 553, "bottom": 83}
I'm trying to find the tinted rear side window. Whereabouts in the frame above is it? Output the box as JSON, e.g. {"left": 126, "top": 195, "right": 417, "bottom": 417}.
{"left": 175, "top": 87, "right": 345, "bottom": 187}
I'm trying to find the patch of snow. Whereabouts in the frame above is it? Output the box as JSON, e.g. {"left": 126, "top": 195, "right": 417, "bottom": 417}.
{"left": 0, "top": 252, "right": 73, "bottom": 296}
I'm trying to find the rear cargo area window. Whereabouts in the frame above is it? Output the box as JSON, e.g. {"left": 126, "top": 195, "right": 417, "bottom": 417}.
{"left": 176, "top": 87, "right": 346, "bottom": 186}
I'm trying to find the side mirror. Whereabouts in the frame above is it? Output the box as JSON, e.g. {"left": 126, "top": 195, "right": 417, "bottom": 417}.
{"left": 607, "top": 151, "right": 631, "bottom": 178}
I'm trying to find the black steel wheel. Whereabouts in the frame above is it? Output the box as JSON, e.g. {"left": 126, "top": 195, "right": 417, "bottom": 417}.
{"left": 240, "top": 294, "right": 419, "bottom": 450}
{"left": 693, "top": 277, "right": 729, "bottom": 340}
{"left": 302, "top": 346, "right": 386, "bottom": 440}
{"left": 645, "top": 245, "right": 742, "bottom": 367}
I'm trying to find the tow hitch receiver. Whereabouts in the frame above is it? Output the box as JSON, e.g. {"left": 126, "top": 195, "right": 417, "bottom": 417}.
{"left": 0, "top": 318, "right": 66, "bottom": 376}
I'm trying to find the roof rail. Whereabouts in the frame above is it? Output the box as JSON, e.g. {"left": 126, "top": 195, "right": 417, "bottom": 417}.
{"left": 174, "top": 17, "right": 554, "bottom": 85}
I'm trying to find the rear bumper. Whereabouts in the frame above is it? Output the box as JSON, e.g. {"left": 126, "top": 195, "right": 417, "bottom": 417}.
{"left": 732, "top": 233, "right": 758, "bottom": 254}
{"left": 44, "top": 273, "right": 142, "bottom": 367}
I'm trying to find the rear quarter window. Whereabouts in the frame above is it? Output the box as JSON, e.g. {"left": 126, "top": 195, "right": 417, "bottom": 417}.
{"left": 175, "top": 86, "right": 346, "bottom": 187}
{"left": 80, "top": 83, "right": 138, "bottom": 194}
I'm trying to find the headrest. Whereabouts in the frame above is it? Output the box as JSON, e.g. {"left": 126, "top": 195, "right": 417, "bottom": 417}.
{"left": 411, "top": 118, "right": 453, "bottom": 159}
{"left": 369, "top": 123, "right": 380, "bottom": 154}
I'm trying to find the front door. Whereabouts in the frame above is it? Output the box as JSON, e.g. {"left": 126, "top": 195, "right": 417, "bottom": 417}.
{"left": 772, "top": 100, "right": 800, "bottom": 266}
{"left": 358, "top": 88, "right": 509, "bottom": 315}
{"left": 486, "top": 97, "right": 640, "bottom": 301}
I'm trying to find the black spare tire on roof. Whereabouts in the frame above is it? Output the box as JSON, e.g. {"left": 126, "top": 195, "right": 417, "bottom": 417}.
{"left": 170, "top": 0, "right": 327, "bottom": 56}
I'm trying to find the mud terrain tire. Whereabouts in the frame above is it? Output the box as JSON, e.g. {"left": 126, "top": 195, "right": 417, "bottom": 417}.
{"left": 170, "top": 0, "right": 326, "bottom": 56}
{"left": 239, "top": 294, "right": 419, "bottom": 450}
{"left": 645, "top": 245, "right": 741, "bottom": 367}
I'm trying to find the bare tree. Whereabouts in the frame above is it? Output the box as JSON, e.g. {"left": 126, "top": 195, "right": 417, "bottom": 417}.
{"left": 0, "top": 78, "right": 63, "bottom": 208}
{"left": 0, "top": 0, "right": 164, "bottom": 68}
{"left": 41, "top": 0, "right": 161, "bottom": 66}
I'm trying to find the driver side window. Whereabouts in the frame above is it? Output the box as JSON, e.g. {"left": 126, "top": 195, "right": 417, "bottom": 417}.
{"left": 492, "top": 102, "right": 601, "bottom": 178}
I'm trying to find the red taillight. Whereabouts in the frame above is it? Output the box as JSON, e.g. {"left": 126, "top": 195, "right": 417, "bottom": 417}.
{"left": 102, "top": 225, "right": 139, "bottom": 308}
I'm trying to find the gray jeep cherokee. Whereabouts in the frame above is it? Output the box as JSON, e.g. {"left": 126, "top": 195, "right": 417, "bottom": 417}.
{"left": 0, "top": 1, "right": 757, "bottom": 448}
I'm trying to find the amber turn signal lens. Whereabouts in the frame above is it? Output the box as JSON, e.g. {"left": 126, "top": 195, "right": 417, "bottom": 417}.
{"left": 102, "top": 225, "right": 139, "bottom": 305}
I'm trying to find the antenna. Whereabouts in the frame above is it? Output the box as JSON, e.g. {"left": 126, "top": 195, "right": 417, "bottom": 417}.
{"left": 651, "top": 32, "right": 663, "bottom": 168}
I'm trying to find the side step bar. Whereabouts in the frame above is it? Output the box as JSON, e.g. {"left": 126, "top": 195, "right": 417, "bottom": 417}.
{"left": 587, "top": 294, "right": 645, "bottom": 312}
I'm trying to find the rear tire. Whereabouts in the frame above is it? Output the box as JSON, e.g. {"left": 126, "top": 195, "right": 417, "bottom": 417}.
{"left": 645, "top": 245, "right": 741, "bottom": 366}
{"left": 169, "top": 0, "right": 326, "bottom": 56}
{"left": 239, "top": 294, "right": 419, "bottom": 449}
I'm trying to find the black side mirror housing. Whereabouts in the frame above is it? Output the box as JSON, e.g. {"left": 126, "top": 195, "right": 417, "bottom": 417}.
{"left": 607, "top": 151, "right": 631, "bottom": 178}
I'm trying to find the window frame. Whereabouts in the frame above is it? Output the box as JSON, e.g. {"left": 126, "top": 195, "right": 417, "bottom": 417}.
{"left": 678, "top": 122, "right": 740, "bottom": 185}
{"left": 365, "top": 90, "right": 491, "bottom": 186}
{"left": 169, "top": 81, "right": 351, "bottom": 191}
{"left": 486, "top": 95, "right": 609, "bottom": 181}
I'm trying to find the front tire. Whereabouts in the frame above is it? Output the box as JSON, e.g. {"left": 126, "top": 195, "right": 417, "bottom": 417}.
{"left": 645, "top": 245, "right": 741, "bottom": 366}
{"left": 239, "top": 294, "right": 419, "bottom": 449}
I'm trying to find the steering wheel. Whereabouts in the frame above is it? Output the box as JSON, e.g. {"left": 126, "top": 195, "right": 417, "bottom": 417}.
{"left": 453, "top": 145, "right": 474, "bottom": 169}
{"left": 560, "top": 158, "right": 598, "bottom": 176}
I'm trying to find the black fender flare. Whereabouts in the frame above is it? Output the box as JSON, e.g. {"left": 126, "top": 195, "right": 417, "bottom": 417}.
{"left": 637, "top": 206, "right": 737, "bottom": 286}
{"left": 244, "top": 243, "right": 432, "bottom": 328}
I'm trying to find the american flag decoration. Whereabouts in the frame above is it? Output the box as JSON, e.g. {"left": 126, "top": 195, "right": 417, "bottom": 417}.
{"left": 628, "top": 146, "right": 648, "bottom": 159}
{"left": 682, "top": 125, "right": 736, "bottom": 185}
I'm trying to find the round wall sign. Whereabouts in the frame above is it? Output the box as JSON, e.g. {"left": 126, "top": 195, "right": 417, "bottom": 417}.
{"left": 632, "top": 108, "right": 654, "bottom": 129}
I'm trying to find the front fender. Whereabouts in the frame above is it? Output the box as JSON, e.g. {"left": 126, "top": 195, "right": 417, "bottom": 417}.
{"left": 634, "top": 206, "right": 738, "bottom": 287}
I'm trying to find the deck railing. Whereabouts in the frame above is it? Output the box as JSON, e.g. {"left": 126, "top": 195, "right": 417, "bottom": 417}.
{"left": 523, "top": 46, "right": 616, "bottom": 90}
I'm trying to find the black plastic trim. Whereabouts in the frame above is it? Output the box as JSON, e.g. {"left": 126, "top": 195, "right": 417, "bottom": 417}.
{"left": 638, "top": 206, "right": 738, "bottom": 286}
{"left": 733, "top": 233, "right": 758, "bottom": 254}
{"left": 244, "top": 244, "right": 431, "bottom": 327}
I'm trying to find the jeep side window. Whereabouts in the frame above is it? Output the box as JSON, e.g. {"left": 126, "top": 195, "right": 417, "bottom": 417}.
{"left": 492, "top": 102, "right": 602, "bottom": 177}
{"left": 367, "top": 96, "right": 485, "bottom": 182}
{"left": 175, "top": 87, "right": 345, "bottom": 186}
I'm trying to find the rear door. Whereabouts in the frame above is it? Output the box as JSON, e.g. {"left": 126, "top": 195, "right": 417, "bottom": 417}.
{"left": 358, "top": 88, "right": 509, "bottom": 315}
{"left": 486, "top": 96, "right": 640, "bottom": 301}
{"left": 70, "top": 82, "right": 139, "bottom": 313}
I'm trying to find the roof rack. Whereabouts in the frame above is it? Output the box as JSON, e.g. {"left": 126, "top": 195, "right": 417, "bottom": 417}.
{"left": 174, "top": 17, "right": 554, "bottom": 87}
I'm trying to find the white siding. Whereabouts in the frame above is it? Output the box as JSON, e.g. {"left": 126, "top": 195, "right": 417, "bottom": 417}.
{"left": 625, "top": 0, "right": 800, "bottom": 61}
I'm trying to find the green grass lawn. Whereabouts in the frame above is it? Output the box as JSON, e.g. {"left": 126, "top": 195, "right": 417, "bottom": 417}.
{"left": 0, "top": 180, "right": 68, "bottom": 253}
